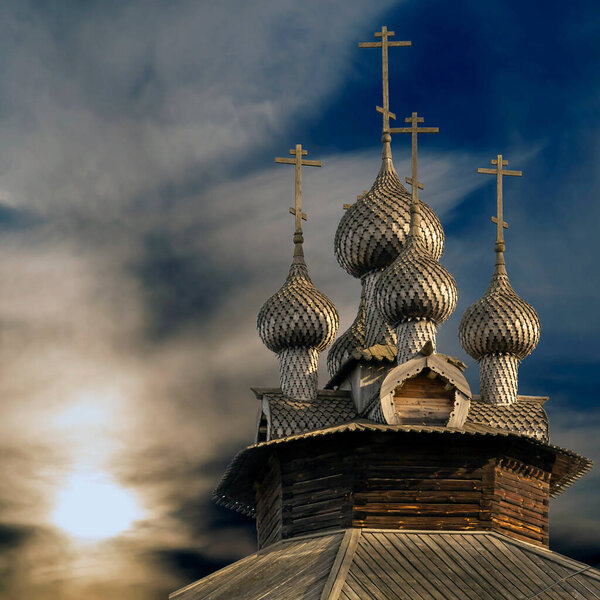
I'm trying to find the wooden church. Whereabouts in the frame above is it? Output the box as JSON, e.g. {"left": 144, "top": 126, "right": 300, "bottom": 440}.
{"left": 171, "top": 27, "right": 599, "bottom": 600}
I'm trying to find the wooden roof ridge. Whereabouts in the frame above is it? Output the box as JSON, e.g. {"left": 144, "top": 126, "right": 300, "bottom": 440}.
{"left": 251, "top": 387, "right": 351, "bottom": 400}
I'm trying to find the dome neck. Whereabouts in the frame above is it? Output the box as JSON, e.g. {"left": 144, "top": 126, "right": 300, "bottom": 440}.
{"left": 493, "top": 241, "right": 507, "bottom": 277}
{"left": 379, "top": 132, "right": 396, "bottom": 176}
{"left": 288, "top": 231, "right": 310, "bottom": 279}
{"left": 409, "top": 203, "right": 422, "bottom": 239}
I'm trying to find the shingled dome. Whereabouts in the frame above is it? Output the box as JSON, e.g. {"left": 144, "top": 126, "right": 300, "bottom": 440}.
{"left": 375, "top": 233, "right": 458, "bottom": 328}
{"left": 326, "top": 289, "right": 366, "bottom": 378}
{"left": 459, "top": 268, "right": 540, "bottom": 360}
{"left": 334, "top": 138, "right": 444, "bottom": 279}
{"left": 258, "top": 232, "right": 338, "bottom": 353}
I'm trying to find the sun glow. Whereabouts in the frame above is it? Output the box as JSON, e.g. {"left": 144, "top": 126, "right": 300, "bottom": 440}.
{"left": 52, "top": 471, "right": 142, "bottom": 542}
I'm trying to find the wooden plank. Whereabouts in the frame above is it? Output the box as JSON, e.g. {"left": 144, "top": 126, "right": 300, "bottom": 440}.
{"left": 449, "top": 535, "right": 520, "bottom": 600}
{"left": 354, "top": 490, "right": 482, "bottom": 503}
{"left": 484, "top": 534, "right": 556, "bottom": 594}
{"left": 383, "top": 531, "right": 457, "bottom": 599}
{"left": 321, "top": 529, "right": 360, "bottom": 600}
{"left": 397, "top": 535, "right": 471, "bottom": 600}
{"left": 362, "top": 533, "right": 429, "bottom": 600}
{"left": 352, "top": 515, "right": 487, "bottom": 529}
{"left": 350, "top": 553, "right": 403, "bottom": 600}
{"left": 354, "top": 502, "right": 482, "bottom": 515}
{"left": 415, "top": 533, "right": 495, "bottom": 599}
{"left": 394, "top": 373, "right": 454, "bottom": 399}
{"left": 359, "top": 478, "right": 482, "bottom": 491}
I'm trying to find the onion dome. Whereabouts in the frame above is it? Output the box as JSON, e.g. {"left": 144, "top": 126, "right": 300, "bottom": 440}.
{"left": 334, "top": 135, "right": 444, "bottom": 279}
{"left": 326, "top": 287, "right": 366, "bottom": 378}
{"left": 376, "top": 230, "right": 458, "bottom": 329}
{"left": 258, "top": 232, "right": 339, "bottom": 353}
{"left": 459, "top": 254, "right": 540, "bottom": 361}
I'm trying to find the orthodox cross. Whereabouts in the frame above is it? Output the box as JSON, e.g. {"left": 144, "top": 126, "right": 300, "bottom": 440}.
{"left": 390, "top": 112, "right": 439, "bottom": 206}
{"left": 275, "top": 144, "right": 322, "bottom": 232}
{"left": 359, "top": 26, "right": 411, "bottom": 133}
{"left": 477, "top": 154, "right": 522, "bottom": 250}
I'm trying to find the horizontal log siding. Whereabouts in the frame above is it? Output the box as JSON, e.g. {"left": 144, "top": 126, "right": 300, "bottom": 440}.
{"left": 393, "top": 374, "right": 454, "bottom": 424}
{"left": 352, "top": 442, "right": 492, "bottom": 532}
{"left": 255, "top": 457, "right": 282, "bottom": 549}
{"left": 492, "top": 465, "right": 549, "bottom": 547}
{"left": 253, "top": 433, "right": 552, "bottom": 548}
{"left": 280, "top": 450, "right": 353, "bottom": 539}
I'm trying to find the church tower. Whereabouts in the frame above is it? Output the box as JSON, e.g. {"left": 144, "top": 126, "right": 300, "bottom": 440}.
{"left": 171, "top": 27, "right": 597, "bottom": 600}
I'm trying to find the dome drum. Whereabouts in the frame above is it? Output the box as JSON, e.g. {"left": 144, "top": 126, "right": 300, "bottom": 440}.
{"left": 479, "top": 353, "right": 519, "bottom": 405}
{"left": 278, "top": 347, "right": 319, "bottom": 401}
{"left": 396, "top": 318, "right": 438, "bottom": 364}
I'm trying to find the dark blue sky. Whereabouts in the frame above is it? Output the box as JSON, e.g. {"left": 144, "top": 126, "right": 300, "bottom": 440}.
{"left": 0, "top": 1, "right": 598, "bottom": 598}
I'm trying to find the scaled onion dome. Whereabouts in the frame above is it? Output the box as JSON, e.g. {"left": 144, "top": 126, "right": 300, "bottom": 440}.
{"left": 258, "top": 232, "right": 339, "bottom": 353}
{"left": 326, "top": 288, "right": 366, "bottom": 378}
{"left": 376, "top": 225, "right": 458, "bottom": 328}
{"left": 334, "top": 135, "right": 444, "bottom": 279}
{"left": 459, "top": 258, "right": 540, "bottom": 361}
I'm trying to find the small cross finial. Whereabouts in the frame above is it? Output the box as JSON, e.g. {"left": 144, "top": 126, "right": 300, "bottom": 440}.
{"left": 390, "top": 112, "right": 439, "bottom": 234}
{"left": 359, "top": 26, "right": 411, "bottom": 134}
{"left": 275, "top": 144, "right": 322, "bottom": 233}
{"left": 477, "top": 154, "right": 522, "bottom": 253}
{"left": 343, "top": 190, "right": 369, "bottom": 210}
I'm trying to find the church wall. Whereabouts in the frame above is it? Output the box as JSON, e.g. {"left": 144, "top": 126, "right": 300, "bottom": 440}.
{"left": 491, "top": 461, "right": 550, "bottom": 546}
{"left": 253, "top": 433, "right": 552, "bottom": 550}
{"left": 255, "top": 456, "right": 283, "bottom": 549}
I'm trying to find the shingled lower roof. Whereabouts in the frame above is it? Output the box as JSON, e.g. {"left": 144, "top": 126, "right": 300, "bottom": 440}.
{"left": 257, "top": 389, "right": 356, "bottom": 440}
{"left": 170, "top": 529, "right": 600, "bottom": 600}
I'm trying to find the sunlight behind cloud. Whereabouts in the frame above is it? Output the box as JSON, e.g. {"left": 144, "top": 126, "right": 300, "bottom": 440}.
{"left": 52, "top": 471, "right": 143, "bottom": 542}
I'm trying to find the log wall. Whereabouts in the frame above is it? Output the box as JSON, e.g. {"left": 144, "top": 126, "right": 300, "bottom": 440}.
{"left": 255, "top": 456, "right": 282, "bottom": 549}
{"left": 492, "top": 461, "right": 550, "bottom": 546}
{"left": 253, "top": 433, "right": 552, "bottom": 549}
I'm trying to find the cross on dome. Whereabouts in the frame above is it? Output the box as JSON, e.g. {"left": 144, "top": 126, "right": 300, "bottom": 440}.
{"left": 275, "top": 144, "right": 322, "bottom": 233}
{"left": 359, "top": 26, "right": 411, "bottom": 134}
{"left": 391, "top": 112, "right": 439, "bottom": 234}
{"left": 477, "top": 154, "right": 522, "bottom": 253}
{"left": 343, "top": 190, "right": 368, "bottom": 210}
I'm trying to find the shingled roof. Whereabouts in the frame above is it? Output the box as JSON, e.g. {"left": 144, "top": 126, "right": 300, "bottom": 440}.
{"left": 170, "top": 529, "right": 600, "bottom": 600}
{"left": 254, "top": 388, "right": 550, "bottom": 443}
{"left": 253, "top": 388, "right": 356, "bottom": 440}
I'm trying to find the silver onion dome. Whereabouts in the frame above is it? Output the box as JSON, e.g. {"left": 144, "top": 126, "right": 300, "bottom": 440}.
{"left": 326, "top": 288, "right": 366, "bottom": 378}
{"left": 459, "top": 266, "right": 540, "bottom": 361}
{"left": 375, "top": 233, "right": 458, "bottom": 328}
{"left": 334, "top": 136, "right": 444, "bottom": 279}
{"left": 258, "top": 232, "right": 339, "bottom": 353}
